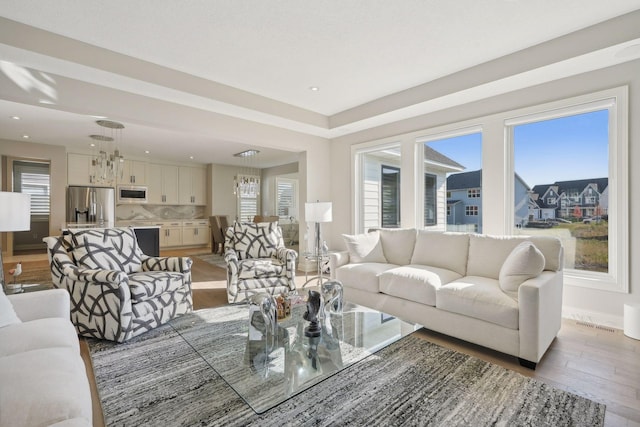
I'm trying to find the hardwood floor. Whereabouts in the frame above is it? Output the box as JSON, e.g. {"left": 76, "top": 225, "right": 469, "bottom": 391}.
{"left": 74, "top": 248, "right": 639, "bottom": 426}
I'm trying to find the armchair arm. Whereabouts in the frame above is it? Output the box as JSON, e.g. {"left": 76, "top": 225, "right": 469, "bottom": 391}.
{"left": 142, "top": 256, "right": 193, "bottom": 273}
{"left": 329, "top": 251, "right": 350, "bottom": 280}
{"left": 61, "top": 265, "right": 127, "bottom": 285}
{"left": 518, "top": 270, "right": 564, "bottom": 363}
{"left": 8, "top": 289, "right": 70, "bottom": 322}
{"left": 276, "top": 247, "right": 298, "bottom": 291}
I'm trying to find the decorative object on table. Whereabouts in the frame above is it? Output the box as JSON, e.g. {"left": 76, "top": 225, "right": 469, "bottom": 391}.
{"left": 275, "top": 293, "right": 291, "bottom": 320}
{"left": 7, "top": 261, "right": 23, "bottom": 293}
{"left": 0, "top": 191, "right": 31, "bottom": 293}
{"left": 303, "top": 290, "right": 322, "bottom": 337}
{"left": 246, "top": 293, "right": 279, "bottom": 375}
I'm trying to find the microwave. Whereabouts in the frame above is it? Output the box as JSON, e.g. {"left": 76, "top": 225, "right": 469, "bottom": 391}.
{"left": 117, "top": 185, "right": 148, "bottom": 203}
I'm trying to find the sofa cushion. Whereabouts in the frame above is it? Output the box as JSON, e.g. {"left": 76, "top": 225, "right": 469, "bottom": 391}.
{"left": 410, "top": 231, "right": 470, "bottom": 276}
{"left": 238, "top": 258, "right": 284, "bottom": 279}
{"left": 0, "top": 289, "right": 21, "bottom": 328}
{"left": 378, "top": 228, "right": 417, "bottom": 265}
{"left": 128, "top": 271, "right": 186, "bottom": 303}
{"left": 70, "top": 227, "right": 143, "bottom": 273}
{"left": 436, "top": 276, "right": 519, "bottom": 330}
{"left": 335, "top": 263, "right": 397, "bottom": 293}
{"left": 467, "top": 234, "right": 562, "bottom": 279}
{"left": 379, "top": 265, "right": 462, "bottom": 306}
{"left": 0, "top": 347, "right": 92, "bottom": 427}
{"left": 0, "top": 318, "right": 79, "bottom": 357}
{"left": 342, "top": 231, "right": 387, "bottom": 263}
{"left": 499, "top": 242, "right": 545, "bottom": 299}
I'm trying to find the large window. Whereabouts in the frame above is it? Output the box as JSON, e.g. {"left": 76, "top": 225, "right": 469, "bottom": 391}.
{"left": 417, "top": 130, "right": 482, "bottom": 232}
{"left": 508, "top": 89, "right": 628, "bottom": 293}
{"left": 275, "top": 177, "right": 297, "bottom": 220}
{"left": 355, "top": 144, "right": 402, "bottom": 232}
{"left": 13, "top": 160, "right": 50, "bottom": 218}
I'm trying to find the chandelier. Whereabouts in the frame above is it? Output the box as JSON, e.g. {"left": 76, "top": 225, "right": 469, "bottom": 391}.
{"left": 90, "top": 120, "right": 125, "bottom": 185}
{"left": 233, "top": 149, "right": 261, "bottom": 197}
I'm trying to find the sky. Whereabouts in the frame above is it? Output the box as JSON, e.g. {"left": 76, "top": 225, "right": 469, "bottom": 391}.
{"left": 427, "top": 109, "right": 609, "bottom": 187}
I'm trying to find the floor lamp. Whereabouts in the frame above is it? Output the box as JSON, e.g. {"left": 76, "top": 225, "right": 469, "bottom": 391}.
{"left": 305, "top": 201, "right": 332, "bottom": 286}
{"left": 0, "top": 192, "right": 31, "bottom": 293}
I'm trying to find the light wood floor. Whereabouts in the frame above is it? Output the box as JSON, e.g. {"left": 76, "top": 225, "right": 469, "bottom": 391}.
{"left": 71, "top": 248, "right": 639, "bottom": 427}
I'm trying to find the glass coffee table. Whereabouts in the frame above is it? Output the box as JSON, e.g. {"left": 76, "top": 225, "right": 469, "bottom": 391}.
{"left": 172, "top": 300, "right": 416, "bottom": 414}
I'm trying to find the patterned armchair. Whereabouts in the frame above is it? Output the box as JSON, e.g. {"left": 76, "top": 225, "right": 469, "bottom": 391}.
{"left": 43, "top": 227, "right": 192, "bottom": 343}
{"left": 224, "top": 222, "right": 298, "bottom": 303}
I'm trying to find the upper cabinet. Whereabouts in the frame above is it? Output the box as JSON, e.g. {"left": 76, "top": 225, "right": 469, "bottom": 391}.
{"left": 148, "top": 163, "right": 179, "bottom": 204}
{"left": 118, "top": 160, "right": 146, "bottom": 185}
{"left": 178, "top": 166, "right": 206, "bottom": 205}
{"left": 68, "top": 153, "right": 96, "bottom": 186}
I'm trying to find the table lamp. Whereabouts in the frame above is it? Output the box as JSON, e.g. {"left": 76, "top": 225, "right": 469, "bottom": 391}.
{"left": 0, "top": 192, "right": 31, "bottom": 292}
{"left": 305, "top": 201, "right": 332, "bottom": 256}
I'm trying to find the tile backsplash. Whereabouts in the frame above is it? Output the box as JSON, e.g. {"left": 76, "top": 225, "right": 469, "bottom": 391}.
{"left": 116, "top": 204, "right": 206, "bottom": 221}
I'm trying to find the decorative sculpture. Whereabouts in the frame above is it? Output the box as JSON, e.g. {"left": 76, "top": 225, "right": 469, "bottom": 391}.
{"left": 8, "top": 262, "right": 23, "bottom": 293}
{"left": 247, "top": 293, "right": 278, "bottom": 351}
{"left": 303, "top": 290, "right": 322, "bottom": 337}
{"left": 321, "top": 280, "right": 343, "bottom": 316}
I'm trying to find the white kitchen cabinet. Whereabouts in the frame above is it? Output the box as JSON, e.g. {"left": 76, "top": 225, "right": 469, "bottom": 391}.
{"left": 148, "top": 163, "right": 179, "bottom": 204}
{"left": 67, "top": 153, "right": 96, "bottom": 186}
{"left": 153, "top": 221, "right": 183, "bottom": 247}
{"left": 178, "top": 166, "right": 206, "bottom": 205}
{"left": 182, "top": 220, "right": 210, "bottom": 246}
{"left": 118, "top": 160, "right": 146, "bottom": 185}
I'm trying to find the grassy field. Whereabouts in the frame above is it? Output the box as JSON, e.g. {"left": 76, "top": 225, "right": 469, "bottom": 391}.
{"left": 558, "top": 221, "right": 608, "bottom": 272}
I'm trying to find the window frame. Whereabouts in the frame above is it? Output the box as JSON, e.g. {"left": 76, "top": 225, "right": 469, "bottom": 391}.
{"left": 505, "top": 87, "right": 629, "bottom": 293}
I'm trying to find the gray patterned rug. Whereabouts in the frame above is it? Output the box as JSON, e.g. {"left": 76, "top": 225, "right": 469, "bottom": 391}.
{"left": 88, "top": 309, "right": 605, "bottom": 427}
{"left": 196, "top": 253, "right": 227, "bottom": 269}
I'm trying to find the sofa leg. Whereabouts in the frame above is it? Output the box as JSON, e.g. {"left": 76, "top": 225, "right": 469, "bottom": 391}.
{"left": 518, "top": 358, "right": 537, "bottom": 370}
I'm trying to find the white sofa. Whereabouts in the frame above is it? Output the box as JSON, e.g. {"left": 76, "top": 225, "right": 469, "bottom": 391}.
{"left": 0, "top": 288, "right": 92, "bottom": 427}
{"left": 330, "top": 229, "right": 564, "bottom": 369}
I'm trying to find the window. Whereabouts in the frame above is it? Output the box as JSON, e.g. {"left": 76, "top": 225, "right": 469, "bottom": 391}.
{"left": 417, "top": 130, "right": 482, "bottom": 232}
{"left": 275, "top": 177, "right": 297, "bottom": 220}
{"left": 465, "top": 206, "right": 478, "bottom": 216}
{"left": 467, "top": 188, "right": 480, "bottom": 198}
{"left": 509, "top": 88, "right": 628, "bottom": 293}
{"left": 355, "top": 144, "right": 402, "bottom": 232}
{"left": 381, "top": 165, "right": 401, "bottom": 228}
{"left": 424, "top": 173, "right": 436, "bottom": 226}
{"left": 13, "top": 161, "right": 50, "bottom": 218}
{"left": 547, "top": 197, "right": 557, "bottom": 204}
{"left": 237, "top": 174, "right": 260, "bottom": 222}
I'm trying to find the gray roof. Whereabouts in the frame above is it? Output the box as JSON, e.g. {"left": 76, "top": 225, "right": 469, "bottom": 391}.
{"left": 447, "top": 169, "right": 481, "bottom": 190}
{"left": 424, "top": 146, "right": 464, "bottom": 170}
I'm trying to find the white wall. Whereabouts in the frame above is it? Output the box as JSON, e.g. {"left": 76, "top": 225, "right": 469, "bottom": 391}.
{"left": 330, "top": 59, "right": 640, "bottom": 328}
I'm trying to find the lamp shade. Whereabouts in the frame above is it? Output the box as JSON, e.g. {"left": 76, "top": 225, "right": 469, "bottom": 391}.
{"left": 0, "top": 192, "right": 31, "bottom": 232}
{"left": 305, "top": 201, "right": 332, "bottom": 223}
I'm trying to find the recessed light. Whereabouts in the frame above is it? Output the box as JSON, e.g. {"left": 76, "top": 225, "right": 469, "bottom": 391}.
{"left": 10, "top": 116, "right": 20, "bottom": 120}
{"left": 22, "top": 135, "right": 29, "bottom": 139}
{"left": 189, "top": 156, "right": 194, "bottom": 160}
{"left": 90, "top": 143, "right": 96, "bottom": 147}
{"left": 145, "top": 150, "right": 150, "bottom": 154}
{"left": 309, "top": 86, "right": 319, "bottom": 92}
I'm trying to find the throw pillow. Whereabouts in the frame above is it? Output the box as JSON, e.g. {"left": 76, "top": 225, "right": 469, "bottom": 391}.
{"left": 70, "top": 228, "right": 143, "bottom": 273}
{"left": 342, "top": 231, "right": 387, "bottom": 263}
{"left": 499, "top": 242, "right": 545, "bottom": 298}
{"left": 0, "top": 289, "right": 21, "bottom": 328}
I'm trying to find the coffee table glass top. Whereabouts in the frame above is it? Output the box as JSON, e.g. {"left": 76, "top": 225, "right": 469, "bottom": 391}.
{"left": 172, "top": 301, "right": 416, "bottom": 414}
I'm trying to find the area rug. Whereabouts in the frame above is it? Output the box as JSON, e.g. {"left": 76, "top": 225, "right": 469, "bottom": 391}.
{"left": 196, "top": 253, "right": 227, "bottom": 269}
{"left": 88, "top": 309, "right": 606, "bottom": 427}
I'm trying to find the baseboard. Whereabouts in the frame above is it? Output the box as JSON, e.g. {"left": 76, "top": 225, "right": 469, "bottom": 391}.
{"left": 562, "top": 305, "right": 624, "bottom": 330}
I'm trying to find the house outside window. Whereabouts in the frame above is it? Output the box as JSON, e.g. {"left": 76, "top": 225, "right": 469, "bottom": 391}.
{"left": 465, "top": 205, "right": 478, "bottom": 216}
{"left": 381, "top": 165, "right": 401, "bottom": 228}
{"left": 467, "top": 188, "right": 480, "bottom": 198}
{"left": 424, "top": 173, "right": 437, "bottom": 226}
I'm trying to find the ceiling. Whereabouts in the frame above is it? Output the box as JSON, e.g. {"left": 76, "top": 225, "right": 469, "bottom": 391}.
{"left": 1, "top": 1, "right": 640, "bottom": 167}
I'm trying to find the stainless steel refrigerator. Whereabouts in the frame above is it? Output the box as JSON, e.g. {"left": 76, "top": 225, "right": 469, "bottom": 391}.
{"left": 66, "top": 186, "right": 115, "bottom": 228}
